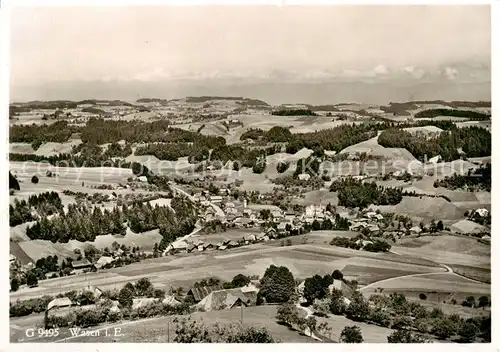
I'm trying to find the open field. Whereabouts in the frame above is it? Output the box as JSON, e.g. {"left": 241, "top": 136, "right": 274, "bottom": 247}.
{"left": 447, "top": 264, "right": 491, "bottom": 284}
{"left": 295, "top": 189, "right": 339, "bottom": 206}
{"left": 369, "top": 196, "right": 465, "bottom": 221}
{"left": 10, "top": 162, "right": 133, "bottom": 186}
{"left": 393, "top": 234, "right": 490, "bottom": 268}
{"left": 361, "top": 272, "right": 490, "bottom": 300}
{"left": 10, "top": 240, "right": 449, "bottom": 301}
{"left": 17, "top": 228, "right": 163, "bottom": 262}
{"left": 11, "top": 306, "right": 315, "bottom": 343}
{"left": 339, "top": 136, "right": 417, "bottom": 162}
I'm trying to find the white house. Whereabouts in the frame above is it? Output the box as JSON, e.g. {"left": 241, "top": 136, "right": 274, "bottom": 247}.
{"left": 298, "top": 173, "right": 311, "bottom": 181}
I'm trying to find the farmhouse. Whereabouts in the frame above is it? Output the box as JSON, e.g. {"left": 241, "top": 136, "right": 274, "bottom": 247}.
{"left": 410, "top": 226, "right": 422, "bottom": 235}
{"left": 210, "top": 195, "right": 223, "bottom": 203}
{"left": 187, "top": 285, "right": 223, "bottom": 303}
{"left": 95, "top": 256, "right": 115, "bottom": 269}
{"left": 473, "top": 208, "right": 489, "bottom": 217}
{"left": 79, "top": 285, "right": 103, "bottom": 300}
{"left": 266, "top": 227, "right": 278, "bottom": 239}
{"left": 132, "top": 298, "right": 158, "bottom": 310}
{"left": 46, "top": 297, "right": 75, "bottom": 317}
{"left": 162, "top": 295, "right": 182, "bottom": 306}
{"left": 195, "top": 287, "right": 258, "bottom": 311}
{"left": 71, "top": 258, "right": 94, "bottom": 273}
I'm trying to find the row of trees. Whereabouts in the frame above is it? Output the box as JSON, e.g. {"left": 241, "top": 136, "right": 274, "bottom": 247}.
{"left": 378, "top": 126, "right": 491, "bottom": 162}
{"left": 272, "top": 109, "right": 317, "bottom": 116}
{"left": 433, "top": 163, "right": 491, "bottom": 192}
{"left": 26, "top": 198, "right": 196, "bottom": 243}
{"left": 414, "top": 109, "right": 490, "bottom": 120}
{"left": 330, "top": 178, "right": 403, "bottom": 208}
{"left": 10, "top": 121, "right": 75, "bottom": 146}
{"left": 330, "top": 235, "right": 391, "bottom": 253}
{"left": 10, "top": 191, "right": 63, "bottom": 226}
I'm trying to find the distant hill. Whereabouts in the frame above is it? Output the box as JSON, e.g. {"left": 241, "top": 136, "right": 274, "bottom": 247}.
{"left": 136, "top": 98, "right": 170, "bottom": 105}
{"left": 185, "top": 96, "right": 269, "bottom": 106}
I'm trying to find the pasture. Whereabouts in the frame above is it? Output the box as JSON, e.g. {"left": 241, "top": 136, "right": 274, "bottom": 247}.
{"left": 10, "top": 240, "right": 450, "bottom": 302}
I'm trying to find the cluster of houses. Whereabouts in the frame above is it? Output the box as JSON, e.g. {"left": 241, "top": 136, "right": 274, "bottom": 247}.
{"left": 164, "top": 232, "right": 273, "bottom": 255}
{"left": 45, "top": 282, "right": 260, "bottom": 318}
{"left": 200, "top": 198, "right": 337, "bottom": 231}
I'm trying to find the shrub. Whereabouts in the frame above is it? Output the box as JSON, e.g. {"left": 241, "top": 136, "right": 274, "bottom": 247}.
{"left": 369, "top": 308, "right": 391, "bottom": 327}
{"left": 345, "top": 291, "right": 370, "bottom": 322}
{"left": 10, "top": 278, "right": 19, "bottom": 292}
{"left": 340, "top": 325, "right": 363, "bottom": 343}
{"left": 31, "top": 175, "right": 39, "bottom": 184}
{"left": 275, "top": 304, "right": 301, "bottom": 327}
{"left": 477, "top": 296, "right": 489, "bottom": 308}
{"left": 276, "top": 162, "right": 290, "bottom": 174}
{"left": 461, "top": 296, "right": 476, "bottom": 308}
{"left": 419, "top": 293, "right": 427, "bottom": 300}
{"left": 387, "top": 330, "right": 426, "bottom": 343}
{"left": 329, "top": 289, "right": 347, "bottom": 315}
{"left": 332, "top": 269, "right": 343, "bottom": 280}
{"left": 459, "top": 320, "right": 479, "bottom": 342}
{"left": 107, "top": 310, "right": 122, "bottom": 323}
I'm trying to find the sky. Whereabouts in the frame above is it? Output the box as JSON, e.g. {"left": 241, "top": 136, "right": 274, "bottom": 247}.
{"left": 10, "top": 5, "right": 491, "bottom": 103}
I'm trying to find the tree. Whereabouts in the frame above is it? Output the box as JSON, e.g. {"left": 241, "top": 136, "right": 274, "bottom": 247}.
{"left": 462, "top": 296, "right": 476, "bottom": 308}
{"left": 391, "top": 316, "right": 413, "bottom": 330}
{"left": 31, "top": 175, "right": 39, "bottom": 184}
{"left": 112, "top": 241, "right": 121, "bottom": 252}
{"left": 311, "top": 219, "right": 321, "bottom": 231}
{"left": 436, "top": 220, "right": 444, "bottom": 231}
{"left": 10, "top": 278, "right": 19, "bottom": 292}
{"left": 118, "top": 284, "right": 134, "bottom": 308}
{"left": 345, "top": 291, "right": 370, "bottom": 322}
{"left": 276, "top": 162, "right": 290, "bottom": 174}
{"left": 387, "top": 330, "right": 425, "bottom": 343}
{"left": 303, "top": 275, "right": 329, "bottom": 304}
{"left": 135, "top": 277, "right": 154, "bottom": 297}
{"left": 231, "top": 274, "right": 251, "bottom": 288}
{"left": 340, "top": 325, "right": 363, "bottom": 343}
{"left": 153, "top": 243, "right": 159, "bottom": 258}
{"left": 275, "top": 304, "right": 300, "bottom": 327}
{"left": 26, "top": 271, "right": 38, "bottom": 287}
{"left": 258, "top": 265, "right": 295, "bottom": 304}
{"left": 332, "top": 269, "right": 343, "bottom": 280}
{"left": 477, "top": 296, "right": 489, "bottom": 308}
{"left": 431, "top": 318, "right": 455, "bottom": 340}
{"left": 173, "top": 317, "right": 274, "bottom": 343}
{"left": 153, "top": 288, "right": 166, "bottom": 300}
{"left": 459, "top": 320, "right": 479, "bottom": 343}
{"left": 329, "top": 288, "right": 347, "bottom": 315}
{"left": 9, "top": 171, "right": 20, "bottom": 190}
{"left": 369, "top": 307, "right": 391, "bottom": 327}
{"left": 419, "top": 293, "right": 427, "bottom": 300}
{"left": 84, "top": 245, "right": 99, "bottom": 262}
{"left": 260, "top": 209, "right": 271, "bottom": 221}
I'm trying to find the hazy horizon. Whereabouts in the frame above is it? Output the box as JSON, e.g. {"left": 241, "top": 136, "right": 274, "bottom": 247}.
{"left": 10, "top": 5, "right": 491, "bottom": 104}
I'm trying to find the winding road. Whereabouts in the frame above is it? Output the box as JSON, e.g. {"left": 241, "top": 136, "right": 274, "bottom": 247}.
{"left": 360, "top": 249, "right": 487, "bottom": 292}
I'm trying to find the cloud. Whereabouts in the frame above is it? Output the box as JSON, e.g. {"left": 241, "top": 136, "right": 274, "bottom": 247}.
{"left": 444, "top": 67, "right": 459, "bottom": 80}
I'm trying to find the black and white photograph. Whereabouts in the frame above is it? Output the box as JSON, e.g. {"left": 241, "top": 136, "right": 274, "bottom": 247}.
{"left": 5, "top": 2, "right": 493, "bottom": 344}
